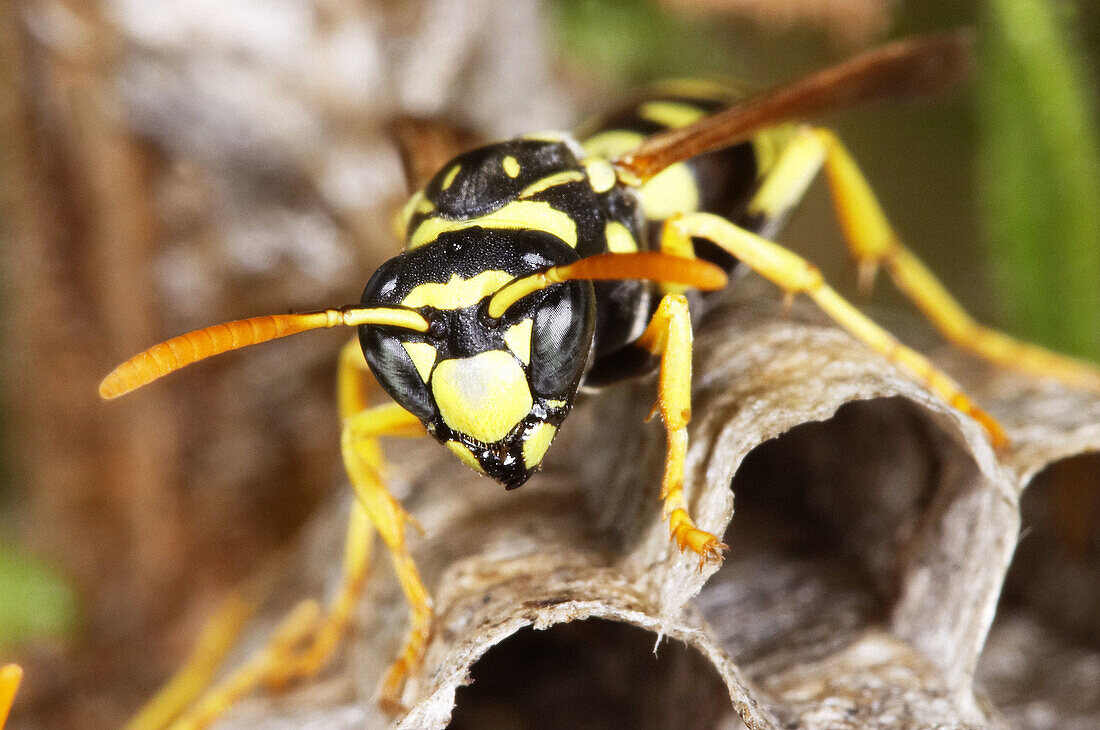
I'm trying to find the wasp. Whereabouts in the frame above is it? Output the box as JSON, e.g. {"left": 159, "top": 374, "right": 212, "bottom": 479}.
{"left": 98, "top": 33, "right": 1100, "bottom": 728}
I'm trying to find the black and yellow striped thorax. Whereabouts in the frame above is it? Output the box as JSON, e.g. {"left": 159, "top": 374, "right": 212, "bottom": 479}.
{"left": 359, "top": 86, "right": 788, "bottom": 487}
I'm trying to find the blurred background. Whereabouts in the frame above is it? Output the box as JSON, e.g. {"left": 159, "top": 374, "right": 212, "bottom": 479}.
{"left": 0, "top": 0, "right": 1097, "bottom": 726}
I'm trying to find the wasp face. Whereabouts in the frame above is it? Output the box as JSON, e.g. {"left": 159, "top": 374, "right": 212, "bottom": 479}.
{"left": 358, "top": 228, "right": 595, "bottom": 488}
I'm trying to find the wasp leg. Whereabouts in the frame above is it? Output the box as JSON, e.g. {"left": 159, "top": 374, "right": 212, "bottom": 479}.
{"left": 126, "top": 592, "right": 257, "bottom": 730}
{"left": 256, "top": 341, "right": 429, "bottom": 702}
{"left": 143, "top": 341, "right": 428, "bottom": 729}
{"left": 337, "top": 403, "right": 431, "bottom": 712}
{"left": 637, "top": 292, "right": 727, "bottom": 566}
{"left": 667, "top": 213, "right": 1009, "bottom": 449}
{"left": 751, "top": 126, "right": 1100, "bottom": 392}
{"left": 164, "top": 601, "right": 322, "bottom": 730}
{"left": 260, "top": 341, "right": 429, "bottom": 709}
{"left": 0, "top": 664, "right": 23, "bottom": 729}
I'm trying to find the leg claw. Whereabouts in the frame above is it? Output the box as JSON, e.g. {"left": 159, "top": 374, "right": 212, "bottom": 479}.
{"left": 671, "top": 522, "right": 727, "bottom": 568}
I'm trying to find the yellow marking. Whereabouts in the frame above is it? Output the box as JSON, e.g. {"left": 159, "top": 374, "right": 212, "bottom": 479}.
{"left": 398, "top": 191, "right": 426, "bottom": 240}
{"left": 522, "top": 130, "right": 570, "bottom": 144}
{"left": 503, "top": 318, "right": 534, "bottom": 364}
{"left": 402, "top": 342, "right": 438, "bottom": 382}
{"left": 638, "top": 100, "right": 708, "bottom": 129}
{"left": 502, "top": 155, "right": 521, "bottom": 178}
{"left": 401, "top": 270, "right": 514, "bottom": 310}
{"left": 522, "top": 422, "right": 557, "bottom": 469}
{"left": 605, "top": 220, "right": 638, "bottom": 253}
{"left": 639, "top": 162, "right": 699, "bottom": 220}
{"left": 546, "top": 399, "right": 566, "bottom": 408}
{"left": 409, "top": 200, "right": 578, "bottom": 249}
{"left": 583, "top": 158, "right": 617, "bottom": 194}
{"left": 446, "top": 441, "right": 485, "bottom": 473}
{"left": 519, "top": 170, "right": 586, "bottom": 199}
{"left": 416, "top": 197, "right": 435, "bottom": 214}
{"left": 649, "top": 78, "right": 737, "bottom": 99}
{"left": 441, "top": 165, "right": 461, "bottom": 190}
{"left": 582, "top": 130, "right": 645, "bottom": 160}
{"left": 432, "top": 351, "right": 533, "bottom": 443}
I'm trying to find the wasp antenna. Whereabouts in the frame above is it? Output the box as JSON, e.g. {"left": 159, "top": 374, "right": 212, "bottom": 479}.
{"left": 487, "top": 252, "right": 727, "bottom": 319}
{"left": 616, "top": 31, "right": 972, "bottom": 181}
{"left": 99, "top": 306, "right": 429, "bottom": 400}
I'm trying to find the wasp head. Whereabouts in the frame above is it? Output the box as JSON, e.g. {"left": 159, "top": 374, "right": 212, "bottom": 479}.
{"left": 358, "top": 228, "right": 595, "bottom": 488}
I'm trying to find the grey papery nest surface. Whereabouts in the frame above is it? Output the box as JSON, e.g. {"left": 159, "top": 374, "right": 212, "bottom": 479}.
{"left": 218, "top": 278, "right": 1100, "bottom": 730}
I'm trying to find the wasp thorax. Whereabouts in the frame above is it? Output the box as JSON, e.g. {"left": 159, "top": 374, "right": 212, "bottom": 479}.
{"left": 358, "top": 228, "right": 595, "bottom": 488}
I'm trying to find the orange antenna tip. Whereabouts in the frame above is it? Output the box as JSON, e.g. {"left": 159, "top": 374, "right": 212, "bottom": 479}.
{"left": 99, "top": 306, "right": 429, "bottom": 399}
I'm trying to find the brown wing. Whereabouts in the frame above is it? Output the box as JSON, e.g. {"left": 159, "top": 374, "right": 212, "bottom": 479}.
{"left": 615, "top": 31, "right": 972, "bottom": 181}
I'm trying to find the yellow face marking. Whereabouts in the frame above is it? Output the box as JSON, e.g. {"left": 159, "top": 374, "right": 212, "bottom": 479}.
{"left": 546, "top": 399, "right": 567, "bottom": 408}
{"left": 582, "top": 158, "right": 617, "bottom": 194}
{"left": 441, "top": 165, "right": 461, "bottom": 190}
{"left": 604, "top": 220, "right": 638, "bottom": 254}
{"left": 582, "top": 130, "right": 645, "bottom": 159}
{"left": 416, "top": 197, "right": 435, "bottom": 214}
{"left": 519, "top": 170, "right": 586, "bottom": 199}
{"left": 401, "top": 342, "right": 438, "bottom": 382}
{"left": 409, "top": 200, "right": 579, "bottom": 249}
{"left": 639, "top": 162, "right": 699, "bottom": 221}
{"left": 446, "top": 441, "right": 485, "bottom": 473}
{"left": 432, "top": 351, "right": 533, "bottom": 443}
{"left": 503, "top": 318, "right": 534, "bottom": 365}
{"left": 522, "top": 422, "right": 557, "bottom": 469}
{"left": 638, "top": 101, "right": 708, "bottom": 129}
{"left": 401, "top": 270, "right": 514, "bottom": 310}
{"left": 502, "top": 155, "right": 521, "bottom": 178}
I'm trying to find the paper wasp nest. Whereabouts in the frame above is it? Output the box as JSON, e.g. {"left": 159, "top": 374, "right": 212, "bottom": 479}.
{"left": 4, "top": 0, "right": 1098, "bottom": 727}
{"left": 213, "top": 277, "right": 1100, "bottom": 729}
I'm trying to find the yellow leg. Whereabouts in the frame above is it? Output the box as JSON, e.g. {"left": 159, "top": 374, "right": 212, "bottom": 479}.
{"left": 667, "top": 213, "right": 1010, "bottom": 449}
{"left": 126, "top": 593, "right": 257, "bottom": 730}
{"left": 138, "top": 340, "right": 428, "bottom": 729}
{"left": 0, "top": 664, "right": 23, "bottom": 730}
{"left": 261, "top": 341, "right": 428, "bottom": 698}
{"left": 169, "top": 601, "right": 322, "bottom": 730}
{"left": 750, "top": 126, "right": 1100, "bottom": 392}
{"left": 637, "top": 292, "right": 727, "bottom": 565}
{"left": 339, "top": 403, "right": 432, "bottom": 712}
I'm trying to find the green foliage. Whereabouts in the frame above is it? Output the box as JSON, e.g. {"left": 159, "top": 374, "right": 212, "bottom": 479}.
{"left": 0, "top": 544, "right": 78, "bottom": 646}
{"left": 550, "top": 0, "right": 736, "bottom": 82}
{"left": 978, "top": 0, "right": 1100, "bottom": 359}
